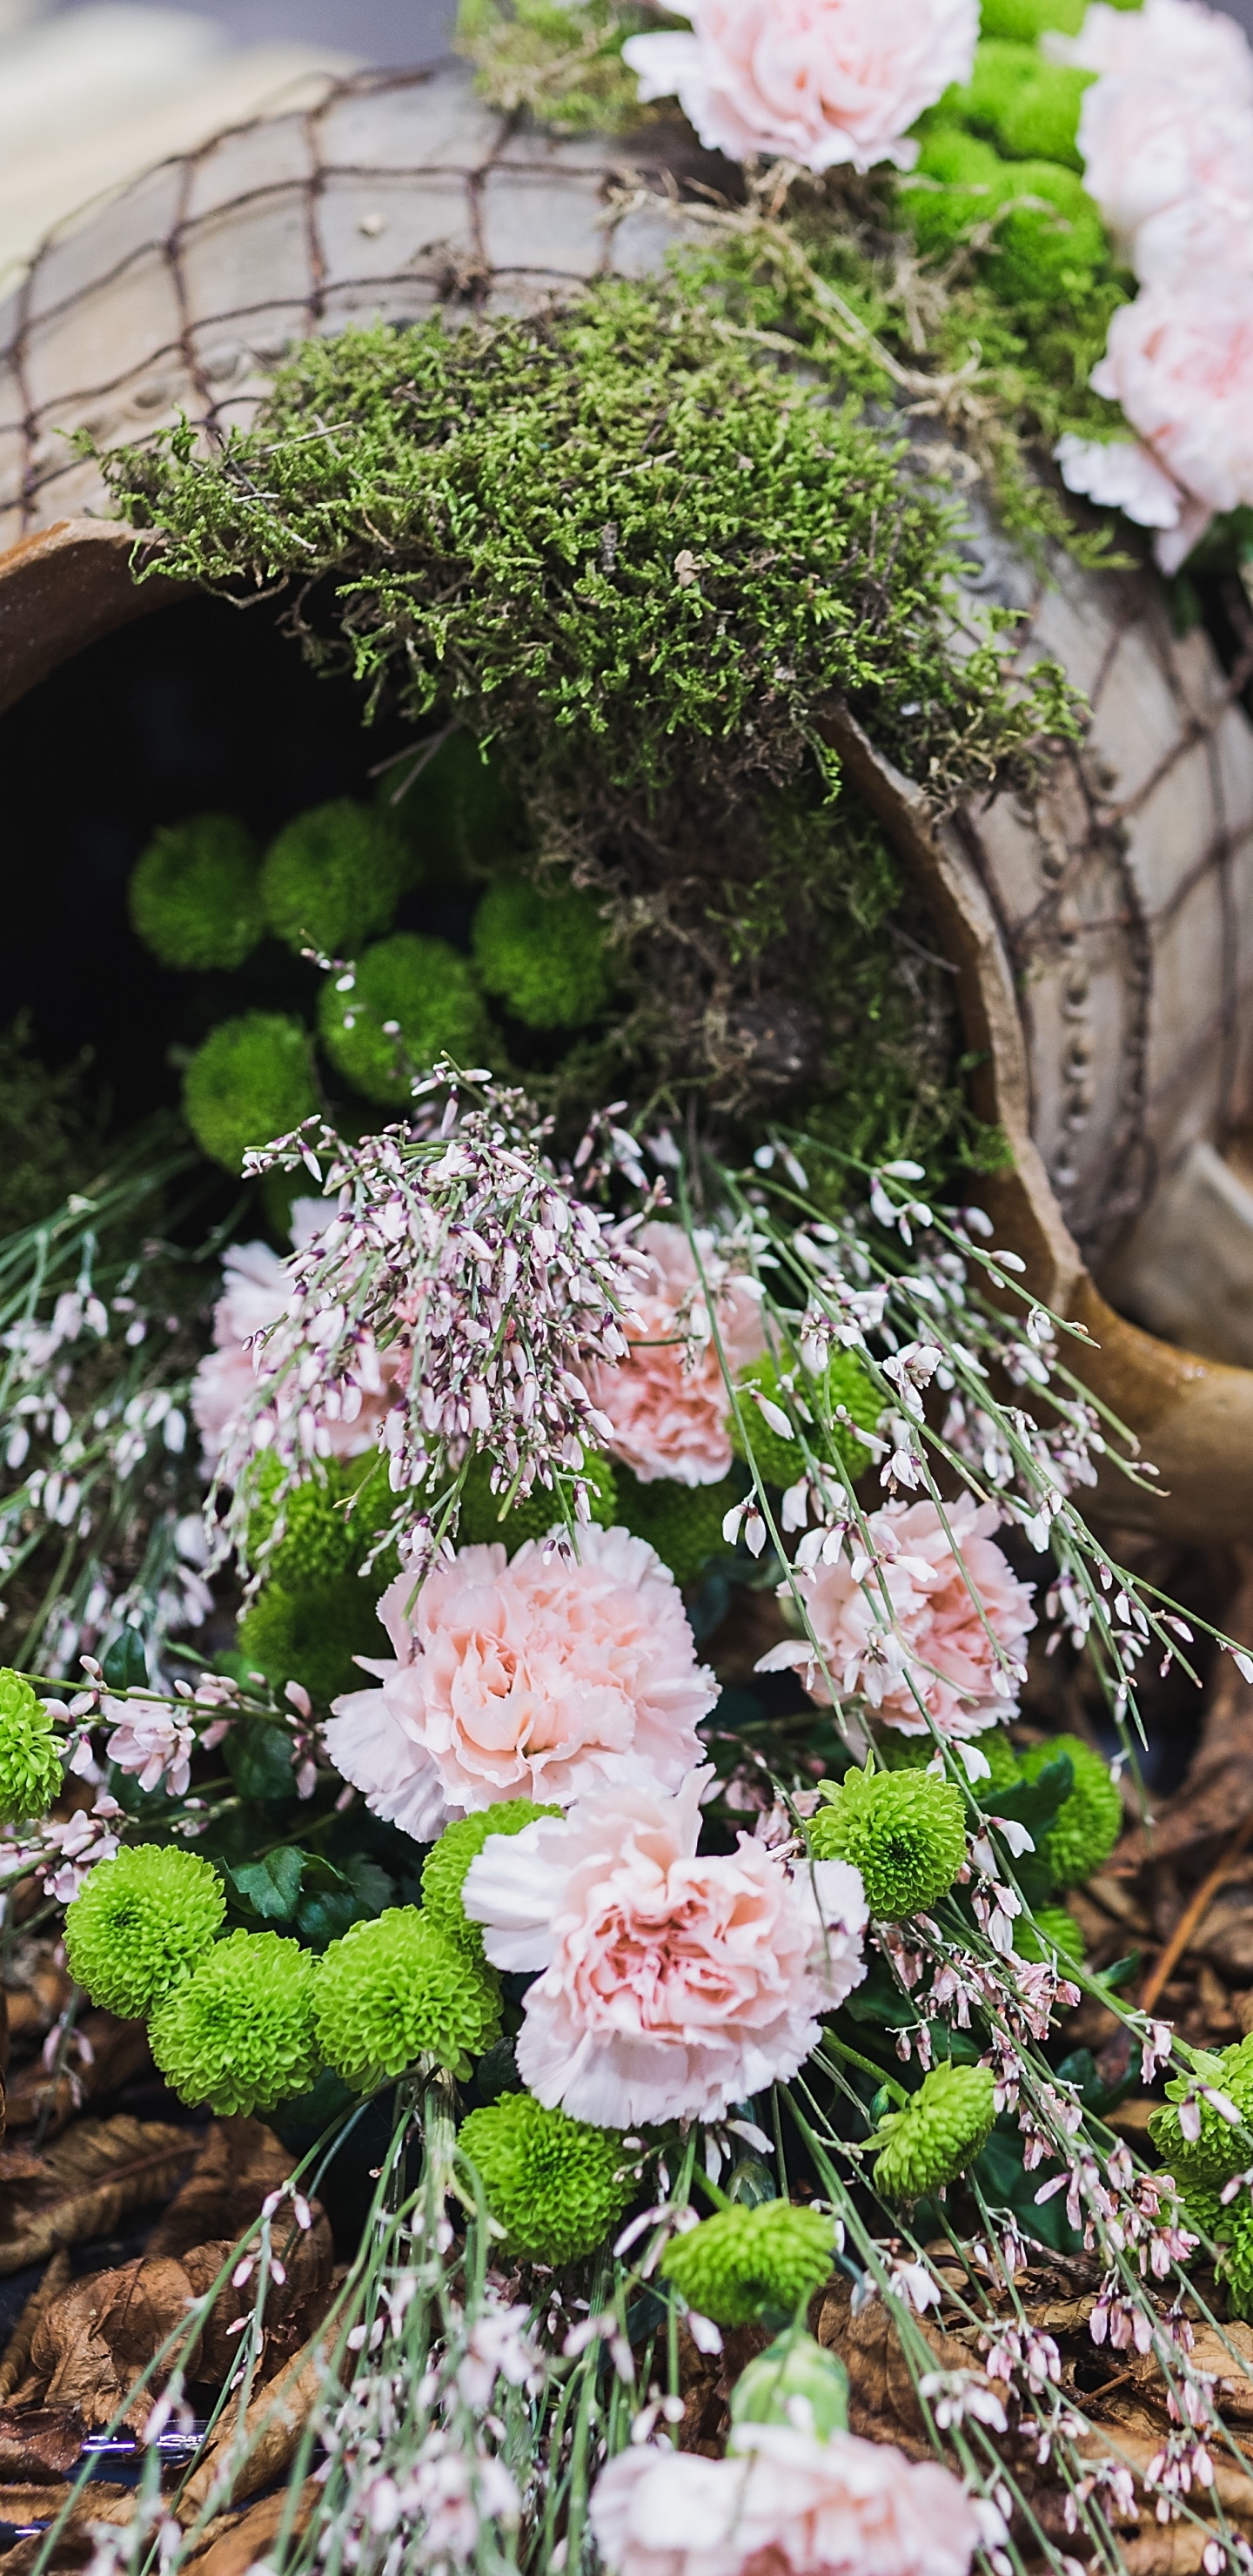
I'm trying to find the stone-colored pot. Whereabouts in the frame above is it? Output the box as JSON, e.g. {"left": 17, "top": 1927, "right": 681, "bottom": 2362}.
{"left": 3, "top": 61, "right": 1253, "bottom": 1540}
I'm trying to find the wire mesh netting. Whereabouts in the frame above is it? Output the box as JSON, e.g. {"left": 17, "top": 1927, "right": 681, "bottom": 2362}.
{"left": 1, "top": 59, "right": 1253, "bottom": 1345}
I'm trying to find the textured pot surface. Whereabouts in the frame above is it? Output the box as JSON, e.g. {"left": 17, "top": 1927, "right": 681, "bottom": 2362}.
{"left": 3, "top": 61, "right": 1253, "bottom": 1538}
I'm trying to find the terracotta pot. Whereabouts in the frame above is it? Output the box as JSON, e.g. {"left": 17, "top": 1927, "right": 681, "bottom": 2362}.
{"left": 3, "top": 63, "right": 1253, "bottom": 1540}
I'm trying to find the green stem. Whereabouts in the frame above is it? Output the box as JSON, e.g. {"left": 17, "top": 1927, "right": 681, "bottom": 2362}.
{"left": 820, "top": 2031, "right": 908, "bottom": 2110}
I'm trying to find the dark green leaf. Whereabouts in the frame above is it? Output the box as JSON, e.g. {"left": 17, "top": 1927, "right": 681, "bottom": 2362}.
{"left": 225, "top": 1719, "right": 297, "bottom": 1805}
{"left": 226, "top": 1847, "right": 306, "bottom": 1921}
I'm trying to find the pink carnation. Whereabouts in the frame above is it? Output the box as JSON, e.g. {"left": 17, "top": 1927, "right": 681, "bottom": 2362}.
{"left": 1053, "top": 433, "right": 1210, "bottom": 574}
{"left": 191, "top": 1202, "right": 394, "bottom": 1468}
{"left": 758, "top": 1495, "right": 1035, "bottom": 1740}
{"left": 325, "top": 1526, "right": 716, "bottom": 1840}
{"left": 591, "top": 2422, "right": 982, "bottom": 2576}
{"left": 462, "top": 1768, "right": 866, "bottom": 2126}
{"left": 622, "top": 0, "right": 977, "bottom": 175}
{"left": 586, "top": 1222, "right": 765, "bottom": 1487}
{"left": 1075, "top": 77, "right": 1253, "bottom": 282}
{"left": 1051, "top": 0, "right": 1253, "bottom": 97}
{"left": 1090, "top": 277, "right": 1253, "bottom": 520}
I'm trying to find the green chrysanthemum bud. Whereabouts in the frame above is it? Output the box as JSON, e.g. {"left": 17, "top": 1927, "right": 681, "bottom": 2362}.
{"left": 150, "top": 1929, "right": 319, "bottom": 2115}
{"left": 732, "top": 1351, "right": 879, "bottom": 1490}
{"left": 1182, "top": 2185, "right": 1253, "bottom": 2319}
{"left": 456, "top": 1450, "right": 618, "bottom": 1551}
{"left": 1150, "top": 2037, "right": 1253, "bottom": 2190}
{"left": 614, "top": 1465, "right": 740, "bottom": 1589}
{"left": 660, "top": 2202, "right": 836, "bottom": 2328}
{"left": 238, "top": 1573, "right": 383, "bottom": 1707}
{"left": 872, "top": 2061, "right": 997, "bottom": 2201}
{"left": 129, "top": 815, "right": 264, "bottom": 972}
{"left": 959, "top": 39, "right": 1092, "bottom": 169}
{"left": 261, "top": 800, "right": 412, "bottom": 956}
{"left": 183, "top": 1012, "right": 318, "bottom": 1174}
{"left": 0, "top": 1670, "right": 62, "bottom": 1826}
{"left": 315, "top": 1908, "right": 501, "bottom": 2088}
{"left": 318, "top": 934, "right": 493, "bottom": 1105}
{"left": 246, "top": 1460, "right": 358, "bottom": 1590}
{"left": 1018, "top": 1734, "right": 1122, "bottom": 1887}
{"left": 809, "top": 1767, "right": 966, "bottom": 1920}
{"left": 730, "top": 2329, "right": 849, "bottom": 2441}
{"left": 1015, "top": 1903, "right": 1085, "bottom": 1967}
{"left": 64, "top": 1843, "right": 224, "bottom": 2018}
{"left": 976, "top": 1727, "right": 1022, "bottom": 1795}
{"left": 472, "top": 876, "right": 613, "bottom": 1032}
{"left": 978, "top": 0, "right": 1084, "bottom": 41}
{"left": 459, "top": 2092, "right": 633, "bottom": 2264}
{"left": 421, "top": 1801, "right": 559, "bottom": 1962}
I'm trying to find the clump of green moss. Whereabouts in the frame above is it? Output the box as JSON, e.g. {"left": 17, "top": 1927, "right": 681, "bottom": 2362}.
{"left": 100, "top": 280, "right": 1075, "bottom": 810}
{"left": 261, "top": 801, "right": 412, "bottom": 956}
{"left": 183, "top": 1011, "right": 318, "bottom": 1171}
{"left": 955, "top": 41, "right": 1093, "bottom": 170}
{"left": 318, "top": 933, "right": 494, "bottom": 1102}
{"left": 130, "top": 814, "right": 264, "bottom": 970}
{"left": 458, "top": 0, "right": 662, "bottom": 131}
{"left": 380, "top": 732, "right": 524, "bottom": 883}
{"left": 472, "top": 877, "right": 613, "bottom": 1030}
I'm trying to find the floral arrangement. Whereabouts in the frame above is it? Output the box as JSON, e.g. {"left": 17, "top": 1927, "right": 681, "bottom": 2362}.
{"left": 3, "top": 3, "right": 1253, "bottom": 2566}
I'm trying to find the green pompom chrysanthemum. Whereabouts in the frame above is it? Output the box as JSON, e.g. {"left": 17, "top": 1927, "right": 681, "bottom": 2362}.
{"left": 64, "top": 1843, "right": 224, "bottom": 2018}
{"left": 732, "top": 1350, "right": 879, "bottom": 1490}
{"left": 238, "top": 1573, "right": 383, "bottom": 1707}
{"left": 149, "top": 1929, "right": 319, "bottom": 2114}
{"left": 0, "top": 1670, "right": 62, "bottom": 1826}
{"left": 129, "top": 815, "right": 264, "bottom": 972}
{"left": 459, "top": 2092, "right": 633, "bottom": 2264}
{"left": 1181, "top": 2185, "right": 1253, "bottom": 2320}
{"left": 1150, "top": 2038, "right": 1253, "bottom": 2190}
{"left": 183, "top": 1012, "right": 318, "bottom": 1173}
{"left": 315, "top": 1908, "right": 502, "bottom": 2087}
{"left": 260, "top": 800, "right": 412, "bottom": 956}
{"left": 456, "top": 1449, "right": 618, "bottom": 1551}
{"left": 246, "top": 1460, "right": 358, "bottom": 1590}
{"left": 872, "top": 2061, "right": 997, "bottom": 2201}
{"left": 1018, "top": 1734, "right": 1122, "bottom": 1887}
{"left": 422, "top": 1801, "right": 559, "bottom": 1962}
{"left": 318, "top": 934, "right": 492, "bottom": 1104}
{"left": 614, "top": 1466, "right": 740, "bottom": 1588}
{"left": 660, "top": 2202, "right": 836, "bottom": 2327}
{"left": 471, "top": 877, "right": 613, "bottom": 1031}
{"left": 809, "top": 1767, "right": 966, "bottom": 1920}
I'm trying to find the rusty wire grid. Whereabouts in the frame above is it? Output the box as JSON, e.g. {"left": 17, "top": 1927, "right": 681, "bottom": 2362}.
{"left": 2, "top": 59, "right": 1253, "bottom": 1307}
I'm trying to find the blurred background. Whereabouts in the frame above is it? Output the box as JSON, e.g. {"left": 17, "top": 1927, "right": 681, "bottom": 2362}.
{"left": 0, "top": 0, "right": 456, "bottom": 284}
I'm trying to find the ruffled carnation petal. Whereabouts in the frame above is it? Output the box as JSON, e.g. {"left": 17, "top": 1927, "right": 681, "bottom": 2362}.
{"left": 325, "top": 1526, "right": 716, "bottom": 1829}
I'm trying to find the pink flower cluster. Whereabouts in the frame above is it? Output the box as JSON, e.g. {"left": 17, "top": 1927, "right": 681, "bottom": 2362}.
{"left": 1055, "top": 0, "right": 1253, "bottom": 565}
{"left": 462, "top": 1768, "right": 867, "bottom": 2125}
{"left": 586, "top": 1221, "right": 766, "bottom": 1487}
{"left": 191, "top": 1202, "right": 395, "bottom": 1470}
{"left": 756, "top": 1495, "right": 1035, "bottom": 1741}
{"left": 622, "top": 0, "right": 977, "bottom": 175}
{"left": 325, "top": 1526, "right": 717, "bottom": 1838}
{"left": 591, "top": 2421, "right": 982, "bottom": 2576}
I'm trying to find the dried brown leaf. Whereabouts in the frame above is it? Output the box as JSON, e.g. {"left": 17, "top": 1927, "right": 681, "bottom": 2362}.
{"left": 0, "top": 2118, "right": 190, "bottom": 2274}
{"left": 179, "top": 2314, "right": 347, "bottom": 2521}
{"left": 183, "top": 2476, "right": 322, "bottom": 2576}
{"left": 0, "top": 2411, "right": 84, "bottom": 2482}
{"left": 0, "top": 2251, "right": 71, "bottom": 2401}
{"left": 3, "top": 2015, "right": 151, "bottom": 2138}
{"left": 814, "top": 2278, "right": 980, "bottom": 2456}
{"left": 0, "top": 2483, "right": 132, "bottom": 2576}
{"left": 29, "top": 2258, "right": 204, "bottom": 2432}
{"left": 0, "top": 2482, "right": 72, "bottom": 2522}
{"left": 146, "top": 2118, "right": 304, "bottom": 2263}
